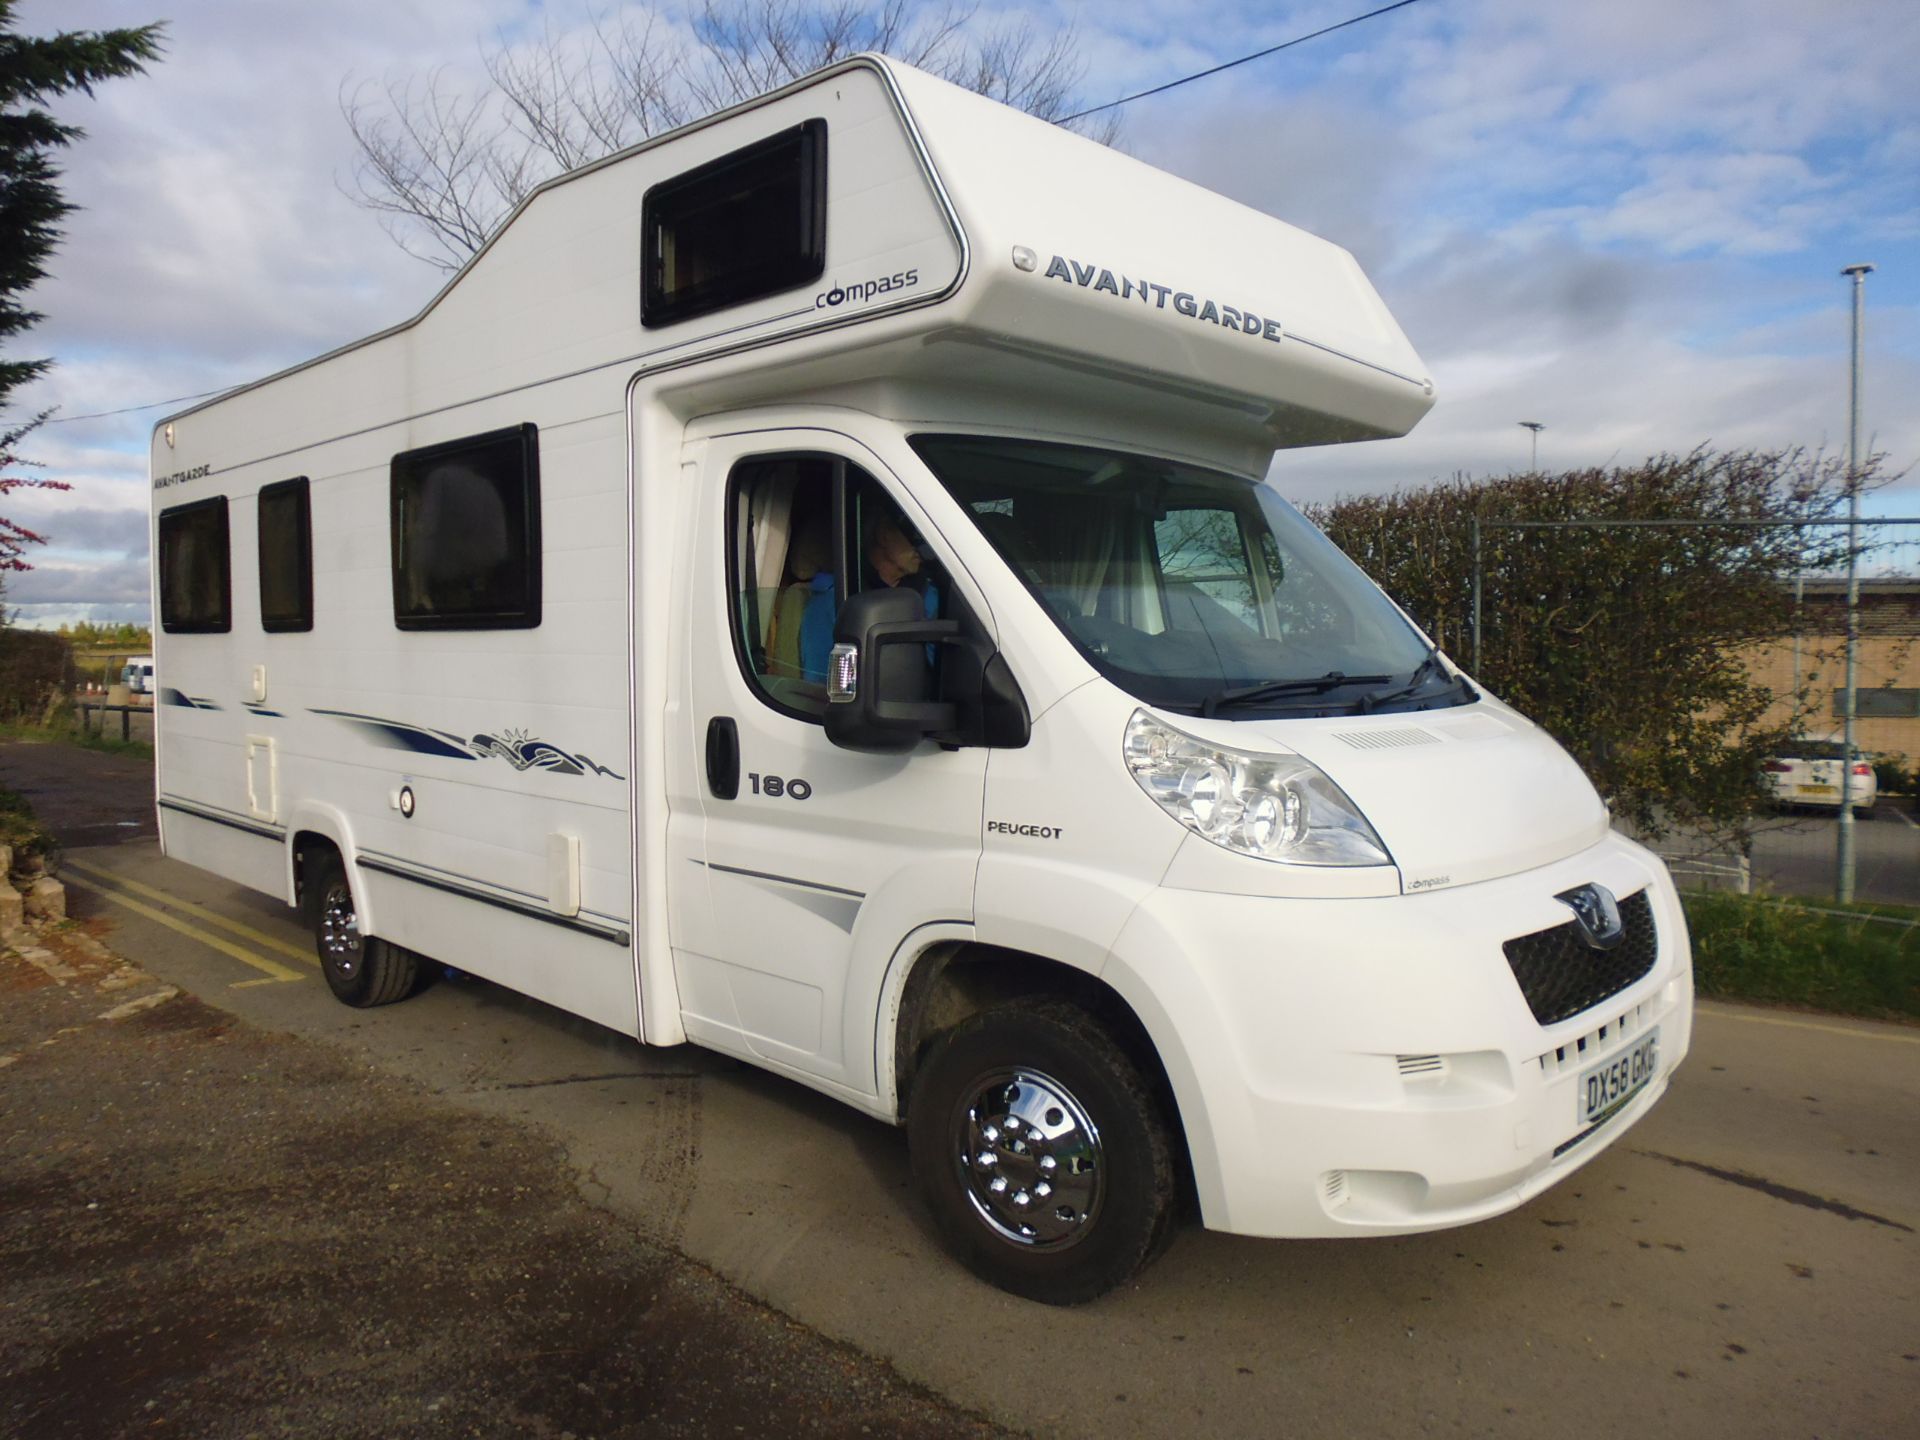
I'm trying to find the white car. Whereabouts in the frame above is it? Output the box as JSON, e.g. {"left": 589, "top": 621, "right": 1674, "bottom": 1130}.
{"left": 1765, "top": 739, "right": 1877, "bottom": 818}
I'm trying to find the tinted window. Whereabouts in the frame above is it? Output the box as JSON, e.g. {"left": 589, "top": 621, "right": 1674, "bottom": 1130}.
{"left": 391, "top": 425, "right": 541, "bottom": 630}
{"left": 158, "top": 497, "right": 231, "bottom": 634}
{"left": 642, "top": 120, "right": 827, "bottom": 328}
{"left": 258, "top": 477, "right": 312, "bottom": 632}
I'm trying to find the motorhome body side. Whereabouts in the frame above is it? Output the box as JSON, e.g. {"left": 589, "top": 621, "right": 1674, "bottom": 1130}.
{"left": 149, "top": 55, "right": 1692, "bottom": 1303}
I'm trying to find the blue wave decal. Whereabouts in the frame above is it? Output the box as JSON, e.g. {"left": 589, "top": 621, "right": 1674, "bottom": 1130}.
{"left": 312, "top": 709, "right": 476, "bottom": 760}
{"left": 312, "top": 710, "right": 622, "bottom": 779}
{"left": 470, "top": 731, "right": 624, "bottom": 780}
{"left": 244, "top": 706, "right": 284, "bottom": 718}
{"left": 160, "top": 687, "right": 222, "bottom": 710}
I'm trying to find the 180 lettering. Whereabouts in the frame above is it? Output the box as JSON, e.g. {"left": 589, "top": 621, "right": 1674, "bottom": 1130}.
{"left": 747, "top": 772, "right": 812, "bottom": 801}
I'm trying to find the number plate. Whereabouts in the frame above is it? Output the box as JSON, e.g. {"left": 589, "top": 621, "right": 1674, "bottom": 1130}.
{"left": 1577, "top": 1027, "right": 1660, "bottom": 1126}
{"left": 1798, "top": 783, "right": 1836, "bottom": 795}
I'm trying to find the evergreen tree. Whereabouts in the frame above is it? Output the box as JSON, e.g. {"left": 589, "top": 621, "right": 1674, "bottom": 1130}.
{"left": 0, "top": 2, "right": 162, "bottom": 581}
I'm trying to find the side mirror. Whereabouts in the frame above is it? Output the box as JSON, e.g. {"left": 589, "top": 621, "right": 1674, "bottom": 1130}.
{"left": 824, "top": 588, "right": 960, "bottom": 753}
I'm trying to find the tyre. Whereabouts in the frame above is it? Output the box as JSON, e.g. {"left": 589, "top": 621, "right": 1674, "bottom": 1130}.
{"left": 1854, "top": 804, "right": 1875, "bottom": 820}
{"left": 304, "top": 850, "right": 417, "bottom": 1007}
{"left": 907, "top": 1000, "right": 1177, "bottom": 1305}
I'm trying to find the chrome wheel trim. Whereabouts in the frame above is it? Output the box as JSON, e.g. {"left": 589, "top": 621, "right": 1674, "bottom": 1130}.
{"left": 952, "top": 1067, "right": 1103, "bottom": 1250}
{"left": 318, "top": 881, "right": 362, "bottom": 979}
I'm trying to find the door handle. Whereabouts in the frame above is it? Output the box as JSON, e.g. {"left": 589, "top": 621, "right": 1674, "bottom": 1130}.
{"left": 705, "top": 716, "right": 740, "bottom": 800}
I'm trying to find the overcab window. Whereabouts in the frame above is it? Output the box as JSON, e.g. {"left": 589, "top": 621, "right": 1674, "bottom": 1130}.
{"left": 390, "top": 424, "right": 541, "bottom": 630}
{"left": 158, "top": 496, "right": 231, "bottom": 634}
{"left": 642, "top": 119, "right": 827, "bottom": 329}
{"left": 258, "top": 477, "right": 312, "bottom": 632}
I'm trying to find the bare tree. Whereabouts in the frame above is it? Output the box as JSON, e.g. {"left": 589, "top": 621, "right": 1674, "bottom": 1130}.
{"left": 343, "top": 1, "right": 1118, "bottom": 272}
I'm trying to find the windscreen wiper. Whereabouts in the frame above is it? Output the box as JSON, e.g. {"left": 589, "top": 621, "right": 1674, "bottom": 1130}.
{"left": 1358, "top": 648, "right": 1468, "bottom": 712}
{"left": 1200, "top": 671, "right": 1390, "bottom": 718}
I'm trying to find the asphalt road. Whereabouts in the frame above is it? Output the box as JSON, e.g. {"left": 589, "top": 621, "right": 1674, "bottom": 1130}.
{"left": 2, "top": 925, "right": 1007, "bottom": 1440}
{"left": 4, "top": 741, "right": 1917, "bottom": 1438}
{"left": 1645, "top": 797, "right": 1920, "bottom": 905}
{"left": 1744, "top": 804, "right": 1920, "bottom": 905}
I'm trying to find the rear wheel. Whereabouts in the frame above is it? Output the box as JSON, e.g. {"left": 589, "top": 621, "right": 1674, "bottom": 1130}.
{"left": 907, "top": 1000, "right": 1177, "bottom": 1305}
{"left": 305, "top": 851, "right": 417, "bottom": 1007}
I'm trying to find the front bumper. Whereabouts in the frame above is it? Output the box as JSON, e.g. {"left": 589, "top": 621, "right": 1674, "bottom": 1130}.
{"left": 1103, "top": 830, "right": 1693, "bottom": 1238}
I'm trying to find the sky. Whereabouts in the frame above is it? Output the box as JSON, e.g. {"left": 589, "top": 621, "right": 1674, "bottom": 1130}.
{"left": 4, "top": 0, "right": 1917, "bottom": 628}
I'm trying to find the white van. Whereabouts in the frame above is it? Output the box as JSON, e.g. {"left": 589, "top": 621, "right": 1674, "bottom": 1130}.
{"left": 149, "top": 56, "right": 1691, "bottom": 1303}
{"left": 121, "top": 655, "right": 155, "bottom": 694}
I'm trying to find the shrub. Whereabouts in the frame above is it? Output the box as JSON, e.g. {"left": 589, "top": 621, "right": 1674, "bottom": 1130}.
{"left": 0, "top": 625, "right": 71, "bottom": 722}
{"left": 1306, "top": 449, "right": 1864, "bottom": 841}
{"left": 1682, "top": 891, "right": 1920, "bottom": 1021}
{"left": 1871, "top": 754, "right": 1910, "bottom": 796}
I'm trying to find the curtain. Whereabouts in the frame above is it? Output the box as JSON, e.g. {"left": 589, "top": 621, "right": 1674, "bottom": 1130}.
{"left": 747, "top": 471, "right": 794, "bottom": 646}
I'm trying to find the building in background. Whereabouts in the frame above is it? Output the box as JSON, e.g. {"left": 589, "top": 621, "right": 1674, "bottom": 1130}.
{"left": 1748, "top": 578, "right": 1920, "bottom": 760}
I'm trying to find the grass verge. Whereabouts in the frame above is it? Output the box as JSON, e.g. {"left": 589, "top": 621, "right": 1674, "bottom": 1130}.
{"left": 1682, "top": 890, "right": 1920, "bottom": 1022}
{"left": 0, "top": 716, "right": 153, "bottom": 762}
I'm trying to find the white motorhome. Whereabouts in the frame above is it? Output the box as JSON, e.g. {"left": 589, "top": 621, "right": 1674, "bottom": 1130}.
{"left": 150, "top": 56, "right": 1691, "bottom": 1303}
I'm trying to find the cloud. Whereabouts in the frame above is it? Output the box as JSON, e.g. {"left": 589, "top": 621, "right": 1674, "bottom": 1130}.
{"left": 3, "top": 600, "right": 150, "bottom": 630}
{"left": 1131, "top": 82, "right": 1408, "bottom": 270}
{"left": 4, "top": 554, "right": 151, "bottom": 606}
{"left": 14, "top": 1, "right": 519, "bottom": 379}
{"left": 1, "top": 502, "right": 147, "bottom": 559}
{"left": 1524, "top": 153, "right": 1837, "bottom": 258}
{"left": 3, "top": 0, "right": 1916, "bottom": 627}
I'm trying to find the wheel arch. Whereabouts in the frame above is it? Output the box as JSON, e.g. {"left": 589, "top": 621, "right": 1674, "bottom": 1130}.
{"left": 283, "top": 805, "right": 370, "bottom": 932}
{"left": 883, "top": 937, "right": 1203, "bottom": 1218}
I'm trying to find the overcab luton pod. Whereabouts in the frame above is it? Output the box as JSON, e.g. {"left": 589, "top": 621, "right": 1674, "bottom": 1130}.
{"left": 151, "top": 56, "right": 1691, "bottom": 1303}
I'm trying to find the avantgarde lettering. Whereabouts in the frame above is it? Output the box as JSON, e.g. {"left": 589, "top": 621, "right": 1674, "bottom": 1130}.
{"left": 1036, "top": 255, "right": 1283, "bottom": 345}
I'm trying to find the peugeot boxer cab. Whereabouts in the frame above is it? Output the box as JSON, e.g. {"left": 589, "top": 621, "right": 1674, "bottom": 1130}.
{"left": 149, "top": 55, "right": 1692, "bottom": 1305}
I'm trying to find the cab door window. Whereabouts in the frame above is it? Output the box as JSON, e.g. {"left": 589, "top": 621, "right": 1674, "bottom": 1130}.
{"left": 728, "top": 453, "right": 947, "bottom": 722}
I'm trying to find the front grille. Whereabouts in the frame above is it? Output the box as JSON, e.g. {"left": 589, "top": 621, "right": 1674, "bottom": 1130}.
{"left": 1503, "top": 889, "right": 1657, "bottom": 1027}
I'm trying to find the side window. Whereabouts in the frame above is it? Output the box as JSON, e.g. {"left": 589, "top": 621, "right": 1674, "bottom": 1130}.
{"left": 390, "top": 424, "right": 541, "bottom": 630}
{"left": 258, "top": 477, "right": 312, "bottom": 632}
{"left": 730, "top": 455, "right": 842, "bottom": 720}
{"left": 158, "top": 496, "right": 231, "bottom": 634}
{"left": 727, "top": 454, "right": 947, "bottom": 722}
{"left": 642, "top": 119, "right": 827, "bottom": 329}
{"left": 1155, "top": 507, "right": 1260, "bottom": 631}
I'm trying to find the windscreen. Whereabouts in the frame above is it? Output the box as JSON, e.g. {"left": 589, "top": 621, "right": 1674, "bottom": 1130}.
{"left": 911, "top": 434, "right": 1458, "bottom": 717}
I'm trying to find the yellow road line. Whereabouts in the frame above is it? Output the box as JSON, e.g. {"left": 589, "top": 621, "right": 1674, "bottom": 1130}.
{"left": 1697, "top": 1005, "right": 1920, "bottom": 1045}
{"left": 64, "top": 857, "right": 314, "bottom": 967}
{"left": 62, "top": 872, "right": 305, "bottom": 986}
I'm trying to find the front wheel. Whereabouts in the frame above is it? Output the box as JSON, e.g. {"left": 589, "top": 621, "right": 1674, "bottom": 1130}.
{"left": 305, "top": 851, "right": 418, "bottom": 1008}
{"left": 907, "top": 1000, "right": 1178, "bottom": 1305}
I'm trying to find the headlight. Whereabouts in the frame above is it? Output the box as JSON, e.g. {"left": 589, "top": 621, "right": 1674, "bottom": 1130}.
{"left": 1123, "top": 709, "right": 1391, "bottom": 866}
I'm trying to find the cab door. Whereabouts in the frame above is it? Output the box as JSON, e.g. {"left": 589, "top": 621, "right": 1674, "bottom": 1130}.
{"left": 670, "top": 425, "right": 987, "bottom": 1094}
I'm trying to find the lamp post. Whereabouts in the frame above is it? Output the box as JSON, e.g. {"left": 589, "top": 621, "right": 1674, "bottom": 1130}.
{"left": 1837, "top": 263, "right": 1873, "bottom": 905}
{"left": 1518, "top": 421, "right": 1544, "bottom": 472}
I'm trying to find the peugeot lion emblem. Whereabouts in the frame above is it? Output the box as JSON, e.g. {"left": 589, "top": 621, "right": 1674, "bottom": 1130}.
{"left": 1554, "top": 883, "right": 1625, "bottom": 951}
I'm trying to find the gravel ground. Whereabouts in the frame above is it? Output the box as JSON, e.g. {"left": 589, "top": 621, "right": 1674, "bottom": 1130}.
{"left": 0, "top": 925, "right": 1011, "bottom": 1440}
